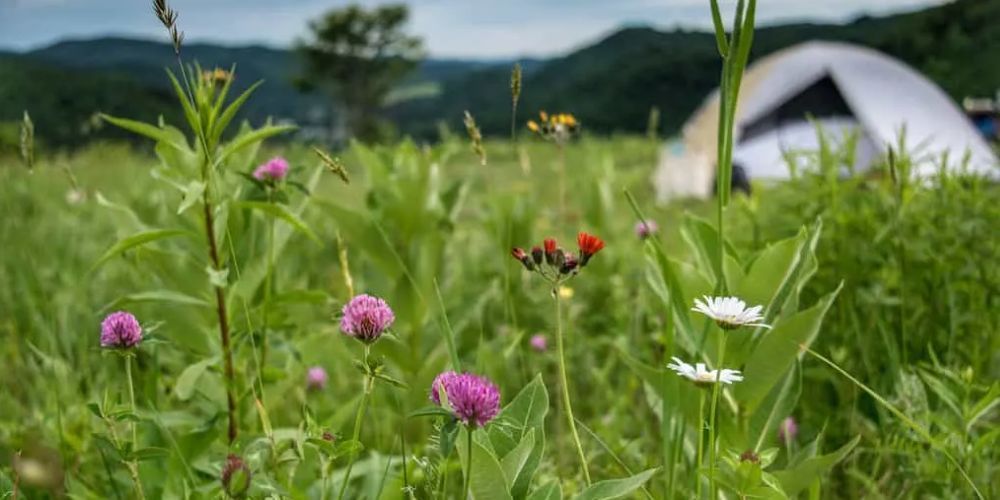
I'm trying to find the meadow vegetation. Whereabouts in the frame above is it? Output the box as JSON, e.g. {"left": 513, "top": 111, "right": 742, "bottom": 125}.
{"left": 1, "top": 0, "right": 998, "bottom": 499}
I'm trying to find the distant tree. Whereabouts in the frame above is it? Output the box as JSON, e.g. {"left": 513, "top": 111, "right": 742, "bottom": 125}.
{"left": 296, "top": 4, "right": 423, "bottom": 142}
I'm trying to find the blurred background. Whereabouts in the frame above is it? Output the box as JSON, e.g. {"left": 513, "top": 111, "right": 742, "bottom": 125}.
{"left": 0, "top": 0, "right": 996, "bottom": 149}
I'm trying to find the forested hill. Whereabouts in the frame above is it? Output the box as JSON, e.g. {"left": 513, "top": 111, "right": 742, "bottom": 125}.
{"left": 390, "top": 0, "right": 1000, "bottom": 138}
{"left": 1, "top": 0, "right": 995, "bottom": 147}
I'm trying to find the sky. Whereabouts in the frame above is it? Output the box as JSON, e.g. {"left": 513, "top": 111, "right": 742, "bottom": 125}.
{"left": 0, "top": 0, "right": 946, "bottom": 58}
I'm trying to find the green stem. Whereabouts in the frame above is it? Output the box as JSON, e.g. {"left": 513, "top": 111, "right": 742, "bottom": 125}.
{"left": 337, "top": 345, "right": 374, "bottom": 500}
{"left": 261, "top": 189, "right": 276, "bottom": 368}
{"left": 124, "top": 356, "right": 145, "bottom": 500}
{"left": 696, "top": 392, "right": 704, "bottom": 500}
{"left": 462, "top": 427, "right": 473, "bottom": 500}
{"left": 707, "top": 333, "right": 728, "bottom": 499}
{"left": 320, "top": 459, "right": 330, "bottom": 500}
{"left": 555, "top": 292, "right": 591, "bottom": 485}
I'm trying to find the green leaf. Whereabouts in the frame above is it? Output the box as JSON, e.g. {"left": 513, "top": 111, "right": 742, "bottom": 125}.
{"left": 501, "top": 429, "right": 535, "bottom": 491}
{"left": 407, "top": 406, "right": 454, "bottom": 419}
{"left": 104, "top": 290, "right": 212, "bottom": 311}
{"left": 100, "top": 114, "right": 185, "bottom": 151}
{"left": 217, "top": 124, "right": 296, "bottom": 166}
{"left": 211, "top": 80, "right": 263, "bottom": 146}
{"left": 574, "top": 468, "right": 658, "bottom": 500}
{"left": 131, "top": 447, "right": 171, "bottom": 462}
{"left": 495, "top": 374, "right": 549, "bottom": 499}
{"left": 497, "top": 375, "right": 549, "bottom": 433}
{"left": 175, "top": 358, "right": 218, "bottom": 401}
{"left": 91, "top": 229, "right": 192, "bottom": 271}
{"left": 177, "top": 181, "right": 206, "bottom": 215}
{"left": 772, "top": 436, "right": 859, "bottom": 496}
{"left": 736, "top": 285, "right": 841, "bottom": 414}
{"left": 527, "top": 482, "right": 562, "bottom": 500}
{"left": 457, "top": 428, "right": 513, "bottom": 500}
{"left": 234, "top": 201, "right": 321, "bottom": 244}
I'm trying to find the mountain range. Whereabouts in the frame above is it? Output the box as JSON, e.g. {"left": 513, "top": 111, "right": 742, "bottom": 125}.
{"left": 0, "top": 0, "right": 995, "bottom": 147}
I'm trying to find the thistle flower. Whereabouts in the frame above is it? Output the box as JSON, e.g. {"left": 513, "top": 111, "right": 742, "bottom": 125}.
{"left": 340, "top": 294, "right": 395, "bottom": 343}
{"left": 100, "top": 311, "right": 142, "bottom": 349}
{"left": 530, "top": 334, "right": 548, "bottom": 352}
{"left": 778, "top": 416, "right": 798, "bottom": 443}
{"left": 306, "top": 366, "right": 328, "bottom": 391}
{"left": 667, "top": 357, "right": 743, "bottom": 386}
{"left": 430, "top": 371, "right": 501, "bottom": 427}
{"left": 635, "top": 220, "right": 658, "bottom": 240}
{"left": 221, "top": 454, "right": 251, "bottom": 499}
{"left": 692, "top": 296, "right": 770, "bottom": 330}
{"left": 577, "top": 232, "right": 605, "bottom": 266}
{"left": 252, "top": 156, "right": 289, "bottom": 182}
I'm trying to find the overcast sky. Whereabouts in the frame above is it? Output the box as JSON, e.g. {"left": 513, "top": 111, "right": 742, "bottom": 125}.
{"left": 0, "top": 0, "right": 946, "bottom": 58}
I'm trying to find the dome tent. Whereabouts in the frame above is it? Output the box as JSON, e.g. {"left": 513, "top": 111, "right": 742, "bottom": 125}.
{"left": 654, "top": 41, "right": 998, "bottom": 201}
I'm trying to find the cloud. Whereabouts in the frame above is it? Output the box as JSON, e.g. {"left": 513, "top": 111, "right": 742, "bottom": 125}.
{"left": 0, "top": 0, "right": 946, "bottom": 57}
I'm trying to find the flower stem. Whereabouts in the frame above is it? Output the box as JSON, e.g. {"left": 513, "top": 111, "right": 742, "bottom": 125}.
{"left": 337, "top": 345, "right": 374, "bottom": 500}
{"left": 555, "top": 292, "right": 591, "bottom": 485}
{"left": 462, "top": 427, "right": 473, "bottom": 500}
{"left": 124, "top": 356, "right": 145, "bottom": 500}
{"left": 707, "top": 333, "right": 728, "bottom": 499}
{"left": 696, "top": 392, "right": 704, "bottom": 500}
{"left": 261, "top": 189, "right": 276, "bottom": 368}
{"left": 320, "top": 458, "right": 330, "bottom": 500}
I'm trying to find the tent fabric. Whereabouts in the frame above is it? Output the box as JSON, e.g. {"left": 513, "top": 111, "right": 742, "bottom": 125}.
{"left": 654, "top": 41, "right": 998, "bottom": 201}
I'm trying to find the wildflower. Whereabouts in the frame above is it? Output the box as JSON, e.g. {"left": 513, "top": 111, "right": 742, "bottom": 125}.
{"left": 543, "top": 238, "right": 557, "bottom": 264}
{"left": 340, "top": 294, "right": 395, "bottom": 343}
{"left": 306, "top": 366, "right": 328, "bottom": 391}
{"left": 635, "top": 220, "right": 658, "bottom": 240}
{"left": 221, "top": 454, "right": 251, "bottom": 498}
{"left": 530, "top": 334, "right": 548, "bottom": 352}
{"left": 778, "top": 416, "right": 798, "bottom": 443}
{"left": 667, "top": 357, "right": 743, "bottom": 386}
{"left": 202, "top": 67, "right": 232, "bottom": 84}
{"left": 577, "top": 232, "right": 605, "bottom": 266}
{"left": 252, "top": 156, "right": 289, "bottom": 182}
{"left": 526, "top": 111, "right": 580, "bottom": 144}
{"left": 511, "top": 247, "right": 534, "bottom": 270}
{"left": 560, "top": 254, "right": 579, "bottom": 274}
{"left": 430, "top": 371, "right": 501, "bottom": 427}
{"left": 692, "top": 296, "right": 770, "bottom": 330}
{"left": 100, "top": 311, "right": 142, "bottom": 349}
{"left": 558, "top": 286, "right": 574, "bottom": 299}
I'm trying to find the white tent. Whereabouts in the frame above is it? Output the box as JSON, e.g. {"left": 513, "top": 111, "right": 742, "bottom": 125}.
{"left": 654, "top": 41, "right": 998, "bottom": 201}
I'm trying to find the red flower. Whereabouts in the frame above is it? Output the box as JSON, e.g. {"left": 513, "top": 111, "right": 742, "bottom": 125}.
{"left": 511, "top": 247, "right": 534, "bottom": 270}
{"left": 543, "top": 238, "right": 557, "bottom": 254}
{"left": 577, "top": 232, "right": 604, "bottom": 266}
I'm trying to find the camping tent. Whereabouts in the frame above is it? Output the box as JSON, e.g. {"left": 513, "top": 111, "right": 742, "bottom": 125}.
{"left": 654, "top": 41, "right": 998, "bottom": 201}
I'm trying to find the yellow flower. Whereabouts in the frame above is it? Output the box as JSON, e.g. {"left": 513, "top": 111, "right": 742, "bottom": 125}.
{"left": 539, "top": 110, "right": 549, "bottom": 122}
{"left": 558, "top": 286, "right": 574, "bottom": 299}
{"left": 527, "top": 120, "right": 540, "bottom": 132}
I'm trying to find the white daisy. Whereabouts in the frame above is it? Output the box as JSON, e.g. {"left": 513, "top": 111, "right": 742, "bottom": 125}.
{"left": 667, "top": 357, "right": 744, "bottom": 386}
{"left": 692, "top": 295, "right": 770, "bottom": 330}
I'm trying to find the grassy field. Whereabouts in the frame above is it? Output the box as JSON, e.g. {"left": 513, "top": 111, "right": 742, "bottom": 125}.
{"left": 1, "top": 124, "right": 998, "bottom": 499}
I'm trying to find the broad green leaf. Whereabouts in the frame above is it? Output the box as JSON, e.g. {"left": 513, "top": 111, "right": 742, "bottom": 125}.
{"left": 234, "top": 201, "right": 321, "bottom": 244}
{"left": 132, "top": 447, "right": 171, "bottom": 462}
{"left": 166, "top": 70, "right": 202, "bottom": 136}
{"left": 527, "top": 482, "right": 562, "bottom": 500}
{"left": 457, "top": 428, "right": 513, "bottom": 500}
{"left": 175, "top": 358, "right": 218, "bottom": 401}
{"left": 497, "top": 375, "right": 549, "bottom": 433}
{"left": 211, "top": 80, "right": 263, "bottom": 146}
{"left": 494, "top": 375, "right": 548, "bottom": 498}
{"left": 736, "top": 285, "right": 841, "bottom": 414}
{"left": 101, "top": 114, "right": 186, "bottom": 151}
{"left": 574, "top": 468, "right": 658, "bottom": 500}
{"left": 91, "top": 229, "right": 192, "bottom": 271}
{"left": 501, "top": 429, "right": 535, "bottom": 491}
{"left": 772, "top": 436, "right": 859, "bottom": 496}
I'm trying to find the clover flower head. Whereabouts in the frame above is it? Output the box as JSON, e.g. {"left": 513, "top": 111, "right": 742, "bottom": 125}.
{"left": 430, "top": 371, "right": 501, "bottom": 427}
{"left": 667, "top": 357, "right": 743, "bottom": 386}
{"left": 778, "top": 416, "right": 798, "bottom": 443}
{"left": 306, "top": 366, "right": 328, "bottom": 391}
{"left": 530, "top": 334, "right": 548, "bottom": 352}
{"left": 340, "top": 294, "right": 395, "bottom": 343}
{"left": 635, "top": 220, "right": 658, "bottom": 240}
{"left": 692, "top": 295, "right": 770, "bottom": 330}
{"left": 100, "top": 311, "right": 142, "bottom": 349}
{"left": 253, "top": 156, "right": 289, "bottom": 182}
{"left": 221, "top": 454, "right": 251, "bottom": 498}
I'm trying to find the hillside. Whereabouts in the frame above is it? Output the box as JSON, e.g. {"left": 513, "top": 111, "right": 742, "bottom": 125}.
{"left": 390, "top": 0, "right": 999, "bottom": 139}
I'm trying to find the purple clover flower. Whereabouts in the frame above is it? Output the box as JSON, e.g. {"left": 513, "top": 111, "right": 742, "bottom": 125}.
{"left": 252, "top": 157, "right": 289, "bottom": 182}
{"left": 635, "top": 220, "right": 658, "bottom": 240}
{"left": 530, "top": 334, "right": 548, "bottom": 352}
{"left": 340, "top": 294, "right": 395, "bottom": 343}
{"left": 100, "top": 311, "right": 142, "bottom": 349}
{"left": 430, "top": 371, "right": 501, "bottom": 427}
{"left": 306, "top": 366, "right": 328, "bottom": 391}
{"left": 778, "top": 416, "right": 798, "bottom": 443}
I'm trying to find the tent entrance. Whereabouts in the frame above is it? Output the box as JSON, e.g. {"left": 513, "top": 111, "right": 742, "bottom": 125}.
{"left": 740, "top": 75, "right": 854, "bottom": 143}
